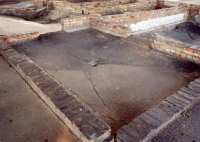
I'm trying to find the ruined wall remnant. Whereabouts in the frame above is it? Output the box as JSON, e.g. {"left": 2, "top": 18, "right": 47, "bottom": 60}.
{"left": 0, "top": 1, "right": 49, "bottom": 20}
{"left": 61, "top": 15, "right": 90, "bottom": 31}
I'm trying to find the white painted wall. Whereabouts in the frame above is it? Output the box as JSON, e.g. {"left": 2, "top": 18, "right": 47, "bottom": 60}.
{"left": 129, "top": 13, "right": 186, "bottom": 34}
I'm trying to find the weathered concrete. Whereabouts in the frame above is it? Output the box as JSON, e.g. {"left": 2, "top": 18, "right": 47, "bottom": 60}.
{"left": 0, "top": 47, "right": 111, "bottom": 142}
{"left": 0, "top": 56, "right": 79, "bottom": 142}
{"left": 12, "top": 29, "right": 200, "bottom": 133}
{"left": 117, "top": 76, "right": 200, "bottom": 142}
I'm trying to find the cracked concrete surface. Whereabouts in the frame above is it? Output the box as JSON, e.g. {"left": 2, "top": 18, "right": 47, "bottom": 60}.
{"left": 14, "top": 29, "right": 200, "bottom": 132}
{"left": 0, "top": 56, "right": 79, "bottom": 142}
{"left": 1, "top": 1, "right": 200, "bottom": 141}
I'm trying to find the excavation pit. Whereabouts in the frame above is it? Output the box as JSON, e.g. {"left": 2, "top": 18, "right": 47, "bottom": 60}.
{"left": 150, "top": 22, "right": 200, "bottom": 64}
{"left": 157, "top": 22, "right": 200, "bottom": 47}
{"left": 12, "top": 29, "right": 200, "bottom": 134}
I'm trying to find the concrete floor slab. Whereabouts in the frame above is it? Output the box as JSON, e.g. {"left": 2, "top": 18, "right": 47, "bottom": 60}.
{"left": 14, "top": 29, "right": 200, "bottom": 132}
{"left": 0, "top": 56, "right": 79, "bottom": 142}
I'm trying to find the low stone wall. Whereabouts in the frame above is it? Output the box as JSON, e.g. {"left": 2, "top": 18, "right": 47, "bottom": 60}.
{"left": 82, "top": 1, "right": 157, "bottom": 15}
{"left": 0, "top": 1, "right": 48, "bottom": 20}
{"left": 48, "top": 0, "right": 157, "bottom": 21}
{"left": 117, "top": 74, "right": 200, "bottom": 142}
{"left": 152, "top": 34, "right": 200, "bottom": 64}
{"left": 0, "top": 32, "right": 40, "bottom": 48}
{"left": 98, "top": 6, "right": 188, "bottom": 34}
{"left": 91, "top": 5, "right": 189, "bottom": 37}
{"left": 58, "top": 0, "right": 200, "bottom": 38}
{"left": 97, "top": 6, "right": 186, "bottom": 23}
{"left": 61, "top": 16, "right": 90, "bottom": 32}
{"left": 90, "top": 16, "right": 131, "bottom": 37}
{"left": 61, "top": 5, "right": 191, "bottom": 37}
{"left": 0, "top": 43, "right": 112, "bottom": 142}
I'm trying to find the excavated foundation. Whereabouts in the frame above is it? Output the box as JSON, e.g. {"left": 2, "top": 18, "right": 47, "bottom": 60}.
{"left": 147, "top": 22, "right": 200, "bottom": 64}
{"left": 1, "top": 0, "right": 200, "bottom": 141}
{"left": 12, "top": 29, "right": 200, "bottom": 133}
{"left": 157, "top": 22, "right": 200, "bottom": 46}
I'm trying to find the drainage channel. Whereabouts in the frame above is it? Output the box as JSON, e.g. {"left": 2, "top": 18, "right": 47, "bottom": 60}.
{"left": 1, "top": 28, "right": 198, "bottom": 141}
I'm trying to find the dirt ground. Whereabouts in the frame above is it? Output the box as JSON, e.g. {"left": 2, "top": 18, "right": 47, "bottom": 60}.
{"left": 14, "top": 29, "right": 200, "bottom": 132}
{"left": 0, "top": 56, "right": 79, "bottom": 142}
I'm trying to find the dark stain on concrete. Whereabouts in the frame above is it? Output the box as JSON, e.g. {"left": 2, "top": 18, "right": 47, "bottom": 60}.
{"left": 14, "top": 29, "right": 200, "bottom": 132}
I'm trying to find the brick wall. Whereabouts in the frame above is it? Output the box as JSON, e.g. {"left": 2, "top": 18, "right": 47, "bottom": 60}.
{"left": 153, "top": 34, "right": 200, "bottom": 64}
{"left": 62, "top": 16, "right": 90, "bottom": 32}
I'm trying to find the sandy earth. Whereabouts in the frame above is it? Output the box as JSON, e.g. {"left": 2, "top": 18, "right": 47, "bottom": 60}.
{"left": 0, "top": 16, "right": 61, "bottom": 36}
{"left": 14, "top": 29, "right": 200, "bottom": 132}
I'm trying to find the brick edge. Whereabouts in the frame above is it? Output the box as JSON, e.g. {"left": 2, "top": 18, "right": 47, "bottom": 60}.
{"left": 0, "top": 47, "right": 111, "bottom": 142}
{"left": 117, "top": 77, "right": 200, "bottom": 142}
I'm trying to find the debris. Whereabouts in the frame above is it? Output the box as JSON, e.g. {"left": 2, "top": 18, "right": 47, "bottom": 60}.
{"left": 0, "top": 32, "right": 40, "bottom": 46}
{"left": 88, "top": 59, "right": 99, "bottom": 67}
{"left": 88, "top": 58, "right": 105, "bottom": 67}
{"left": 0, "top": 1, "right": 48, "bottom": 20}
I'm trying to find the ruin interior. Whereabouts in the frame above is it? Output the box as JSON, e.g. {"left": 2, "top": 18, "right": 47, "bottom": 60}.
{"left": 1, "top": 0, "right": 200, "bottom": 142}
